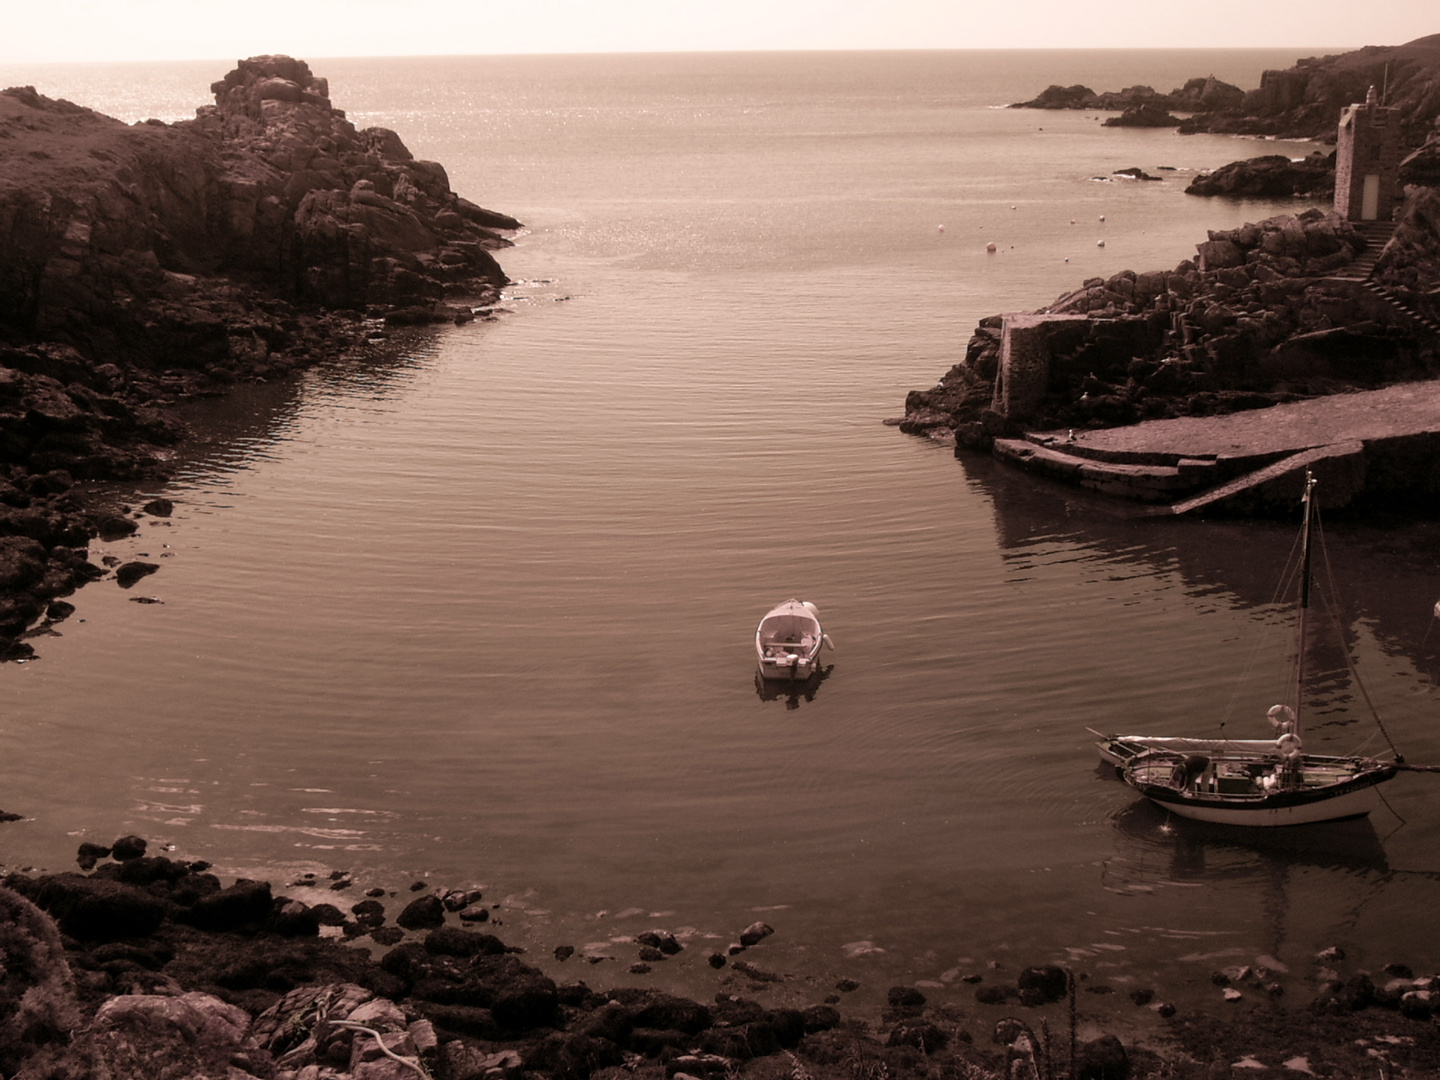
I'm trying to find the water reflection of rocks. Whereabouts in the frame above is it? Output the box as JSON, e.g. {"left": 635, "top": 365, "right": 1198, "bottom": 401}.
{"left": 960, "top": 452, "right": 1440, "bottom": 696}
{"left": 753, "top": 664, "right": 834, "bottom": 709}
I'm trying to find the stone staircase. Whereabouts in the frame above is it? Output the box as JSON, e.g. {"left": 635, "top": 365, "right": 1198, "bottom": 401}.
{"left": 1333, "top": 221, "right": 1440, "bottom": 336}
{"left": 1359, "top": 279, "right": 1440, "bottom": 337}
{"left": 1337, "top": 220, "right": 1397, "bottom": 279}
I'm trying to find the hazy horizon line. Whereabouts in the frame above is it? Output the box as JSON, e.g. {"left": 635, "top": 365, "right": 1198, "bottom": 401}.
{"left": 0, "top": 42, "right": 1369, "bottom": 68}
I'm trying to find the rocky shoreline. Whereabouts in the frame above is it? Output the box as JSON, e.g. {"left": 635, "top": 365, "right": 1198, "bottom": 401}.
{"left": 0, "top": 55, "right": 520, "bottom": 662}
{"left": 5, "top": 832, "right": 1440, "bottom": 1080}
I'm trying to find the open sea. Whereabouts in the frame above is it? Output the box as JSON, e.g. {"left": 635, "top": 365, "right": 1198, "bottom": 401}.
{"left": 3, "top": 50, "right": 1440, "bottom": 1023}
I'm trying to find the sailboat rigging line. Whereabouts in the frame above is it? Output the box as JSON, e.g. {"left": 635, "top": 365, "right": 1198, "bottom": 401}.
{"left": 1376, "top": 783, "right": 1406, "bottom": 827}
{"left": 1295, "top": 472, "right": 1316, "bottom": 737}
{"left": 1313, "top": 511, "right": 1405, "bottom": 762}
{"left": 1219, "top": 523, "right": 1307, "bottom": 732}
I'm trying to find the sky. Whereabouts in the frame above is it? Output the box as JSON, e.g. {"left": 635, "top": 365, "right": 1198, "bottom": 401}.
{"left": 1, "top": 0, "right": 1435, "bottom": 63}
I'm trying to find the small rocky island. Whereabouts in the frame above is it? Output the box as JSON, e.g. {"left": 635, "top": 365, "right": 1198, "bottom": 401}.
{"left": 901, "top": 36, "right": 1440, "bottom": 515}
{"left": 0, "top": 55, "right": 519, "bottom": 661}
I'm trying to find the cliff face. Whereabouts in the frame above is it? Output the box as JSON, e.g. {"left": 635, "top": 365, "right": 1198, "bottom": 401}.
{"left": 0, "top": 56, "right": 521, "bottom": 660}
{"left": 1184, "top": 35, "right": 1440, "bottom": 144}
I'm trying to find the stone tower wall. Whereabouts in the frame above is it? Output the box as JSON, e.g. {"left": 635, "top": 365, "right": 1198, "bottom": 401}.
{"left": 1335, "top": 90, "right": 1402, "bottom": 222}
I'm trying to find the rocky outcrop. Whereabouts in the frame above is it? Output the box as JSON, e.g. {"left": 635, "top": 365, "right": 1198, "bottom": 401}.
{"left": 896, "top": 202, "right": 1439, "bottom": 453}
{"left": 0, "top": 55, "right": 517, "bottom": 356}
{"left": 1185, "top": 151, "right": 1336, "bottom": 198}
{"left": 0, "top": 55, "right": 520, "bottom": 660}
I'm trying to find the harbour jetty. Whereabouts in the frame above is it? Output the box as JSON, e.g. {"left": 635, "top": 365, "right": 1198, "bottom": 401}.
{"left": 0, "top": 56, "right": 519, "bottom": 660}
{"left": 901, "top": 42, "right": 1440, "bottom": 516}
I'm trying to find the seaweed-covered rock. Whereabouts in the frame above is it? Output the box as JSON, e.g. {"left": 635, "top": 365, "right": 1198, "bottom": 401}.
{"left": 0, "top": 886, "right": 81, "bottom": 1076}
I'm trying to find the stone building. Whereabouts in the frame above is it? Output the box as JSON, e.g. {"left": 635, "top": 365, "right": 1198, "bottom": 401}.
{"left": 1335, "top": 86, "right": 1402, "bottom": 222}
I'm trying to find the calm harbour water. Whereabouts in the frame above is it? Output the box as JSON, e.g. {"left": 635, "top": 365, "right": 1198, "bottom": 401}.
{"left": 3, "top": 50, "right": 1440, "bottom": 1020}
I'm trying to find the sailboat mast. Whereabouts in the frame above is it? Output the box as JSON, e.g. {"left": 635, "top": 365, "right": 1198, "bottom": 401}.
{"left": 1295, "top": 471, "right": 1316, "bottom": 739}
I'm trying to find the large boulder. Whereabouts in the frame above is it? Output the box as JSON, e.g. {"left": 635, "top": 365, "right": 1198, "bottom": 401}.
{"left": 178, "top": 879, "right": 272, "bottom": 933}
{"left": 1009, "top": 84, "right": 1097, "bottom": 109}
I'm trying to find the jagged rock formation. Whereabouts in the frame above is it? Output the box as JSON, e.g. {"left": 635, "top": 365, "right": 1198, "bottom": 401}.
{"left": 0, "top": 54, "right": 516, "bottom": 361}
{"left": 896, "top": 203, "right": 1440, "bottom": 454}
{"left": 0, "top": 55, "right": 520, "bottom": 660}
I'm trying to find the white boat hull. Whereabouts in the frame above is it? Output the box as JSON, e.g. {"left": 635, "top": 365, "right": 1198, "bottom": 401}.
{"left": 757, "top": 655, "right": 822, "bottom": 681}
{"left": 755, "top": 598, "right": 829, "bottom": 682}
{"left": 1135, "top": 781, "right": 1388, "bottom": 826}
{"left": 1124, "top": 751, "right": 1399, "bottom": 827}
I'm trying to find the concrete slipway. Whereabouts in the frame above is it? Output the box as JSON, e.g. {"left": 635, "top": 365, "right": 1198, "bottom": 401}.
{"left": 992, "top": 379, "right": 1440, "bottom": 515}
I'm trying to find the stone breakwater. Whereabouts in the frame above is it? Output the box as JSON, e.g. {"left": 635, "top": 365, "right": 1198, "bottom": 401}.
{"left": 0, "top": 55, "right": 520, "bottom": 661}
{"left": 5, "top": 832, "right": 1440, "bottom": 1080}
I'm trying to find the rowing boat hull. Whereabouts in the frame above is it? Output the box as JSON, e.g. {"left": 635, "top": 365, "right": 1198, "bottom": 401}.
{"left": 755, "top": 599, "right": 827, "bottom": 682}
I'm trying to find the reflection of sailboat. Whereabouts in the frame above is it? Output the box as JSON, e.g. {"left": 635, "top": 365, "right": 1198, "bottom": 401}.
{"left": 1103, "top": 798, "right": 1394, "bottom": 962}
{"left": 1100, "top": 472, "right": 1403, "bottom": 826}
{"left": 1108, "top": 797, "right": 1391, "bottom": 877}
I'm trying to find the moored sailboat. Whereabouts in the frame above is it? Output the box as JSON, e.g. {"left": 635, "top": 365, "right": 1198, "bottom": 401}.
{"left": 1103, "top": 471, "right": 1406, "bottom": 827}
